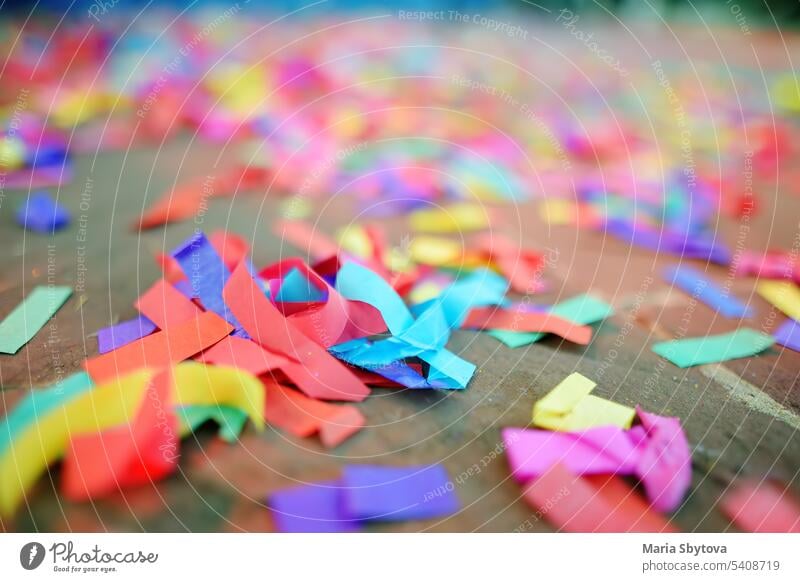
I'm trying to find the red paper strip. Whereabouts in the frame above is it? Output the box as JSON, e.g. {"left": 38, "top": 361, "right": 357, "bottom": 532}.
{"left": 62, "top": 369, "right": 178, "bottom": 500}
{"left": 135, "top": 278, "right": 202, "bottom": 329}
{"left": 522, "top": 463, "right": 675, "bottom": 533}
{"left": 154, "top": 251, "right": 187, "bottom": 283}
{"left": 209, "top": 230, "right": 250, "bottom": 271}
{"left": 135, "top": 177, "right": 211, "bottom": 230}
{"left": 84, "top": 312, "right": 233, "bottom": 383}
{"left": 197, "top": 336, "right": 290, "bottom": 376}
{"left": 260, "top": 258, "right": 350, "bottom": 346}
{"left": 462, "top": 307, "right": 593, "bottom": 345}
{"left": 720, "top": 480, "right": 800, "bottom": 533}
{"left": 474, "top": 233, "right": 546, "bottom": 294}
{"left": 214, "top": 165, "right": 272, "bottom": 196}
{"left": 264, "top": 381, "right": 365, "bottom": 447}
{"left": 259, "top": 258, "right": 386, "bottom": 347}
{"left": 223, "top": 263, "right": 369, "bottom": 402}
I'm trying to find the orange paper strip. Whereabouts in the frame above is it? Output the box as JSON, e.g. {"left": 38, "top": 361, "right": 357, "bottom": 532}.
{"left": 135, "top": 278, "right": 202, "bottom": 329}
{"left": 223, "top": 263, "right": 369, "bottom": 402}
{"left": 462, "top": 307, "right": 593, "bottom": 345}
{"left": 84, "top": 311, "right": 232, "bottom": 383}
{"left": 264, "top": 381, "right": 365, "bottom": 447}
{"left": 197, "top": 335, "right": 291, "bottom": 375}
{"left": 522, "top": 463, "right": 675, "bottom": 533}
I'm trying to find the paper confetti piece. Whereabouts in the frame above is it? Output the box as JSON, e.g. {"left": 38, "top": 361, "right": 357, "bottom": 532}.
{"left": 473, "top": 233, "right": 546, "bottom": 294}
{"left": 209, "top": 230, "right": 250, "bottom": 271}
{"left": 96, "top": 315, "right": 157, "bottom": 354}
{"left": 172, "top": 232, "right": 247, "bottom": 336}
{"left": 635, "top": 408, "right": 692, "bottom": 513}
{"left": 651, "top": 328, "right": 774, "bottom": 368}
{"left": 409, "top": 236, "right": 462, "bottom": 266}
{"left": 0, "top": 369, "right": 154, "bottom": 516}
{"left": 135, "top": 278, "right": 203, "bottom": 328}
{"left": 503, "top": 426, "right": 641, "bottom": 480}
{"left": 489, "top": 294, "right": 613, "bottom": 348}
{"left": 177, "top": 404, "right": 248, "bottom": 443}
{"left": 0, "top": 286, "right": 72, "bottom": 354}
{"left": 0, "top": 372, "right": 94, "bottom": 459}
{"left": 504, "top": 409, "right": 691, "bottom": 512}
{"left": 664, "top": 264, "right": 753, "bottom": 318}
{"left": 522, "top": 464, "right": 675, "bottom": 532}
{"left": 336, "top": 261, "right": 415, "bottom": 335}
{"left": 735, "top": 250, "right": 796, "bottom": 280}
{"left": 757, "top": 280, "right": 800, "bottom": 321}
{"left": 15, "top": 191, "right": 70, "bottom": 233}
{"left": 61, "top": 369, "right": 177, "bottom": 501}
{"left": 463, "top": 308, "right": 592, "bottom": 345}
{"left": 135, "top": 176, "right": 212, "bottom": 230}
{"left": 333, "top": 263, "right": 500, "bottom": 389}
{"left": 720, "top": 480, "right": 800, "bottom": 533}
{"left": 341, "top": 464, "right": 458, "bottom": 522}
{"left": 84, "top": 311, "right": 233, "bottom": 383}
{"left": 771, "top": 74, "right": 800, "bottom": 113}
{"left": 171, "top": 362, "right": 265, "bottom": 430}
{"left": 224, "top": 263, "right": 370, "bottom": 402}
{"left": 171, "top": 363, "right": 266, "bottom": 441}
{"left": 196, "top": 335, "right": 290, "bottom": 375}
{"left": 409, "top": 202, "right": 490, "bottom": 233}
{"left": 774, "top": 318, "right": 800, "bottom": 352}
{"left": 264, "top": 381, "right": 365, "bottom": 448}
{"left": 260, "top": 258, "right": 386, "bottom": 347}
{"left": 533, "top": 372, "right": 635, "bottom": 431}
{"left": 268, "top": 480, "right": 359, "bottom": 533}
{"left": 2, "top": 360, "right": 264, "bottom": 511}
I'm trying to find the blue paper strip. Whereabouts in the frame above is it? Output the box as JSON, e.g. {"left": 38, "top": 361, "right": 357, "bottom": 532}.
{"left": 15, "top": 191, "right": 70, "bottom": 233}
{"left": 172, "top": 232, "right": 247, "bottom": 337}
{"left": 663, "top": 265, "right": 753, "bottom": 319}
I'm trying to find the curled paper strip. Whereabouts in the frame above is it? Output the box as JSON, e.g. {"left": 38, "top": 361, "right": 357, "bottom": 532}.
{"left": 503, "top": 407, "right": 691, "bottom": 512}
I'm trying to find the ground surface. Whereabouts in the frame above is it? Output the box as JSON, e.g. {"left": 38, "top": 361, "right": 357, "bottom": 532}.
{"left": 1, "top": 21, "right": 799, "bottom": 532}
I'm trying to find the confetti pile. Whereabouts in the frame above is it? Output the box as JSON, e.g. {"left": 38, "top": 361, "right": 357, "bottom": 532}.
{"left": 2, "top": 11, "right": 800, "bottom": 532}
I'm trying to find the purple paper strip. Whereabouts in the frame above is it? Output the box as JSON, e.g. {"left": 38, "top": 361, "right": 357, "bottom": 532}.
{"left": 267, "top": 480, "right": 359, "bottom": 533}
{"left": 774, "top": 319, "right": 800, "bottom": 352}
{"left": 15, "top": 191, "right": 70, "bottom": 233}
{"left": 96, "top": 315, "right": 157, "bottom": 354}
{"left": 172, "top": 279, "right": 196, "bottom": 299}
{"left": 663, "top": 264, "right": 753, "bottom": 319}
{"left": 172, "top": 232, "right": 248, "bottom": 337}
{"left": 340, "top": 464, "right": 458, "bottom": 522}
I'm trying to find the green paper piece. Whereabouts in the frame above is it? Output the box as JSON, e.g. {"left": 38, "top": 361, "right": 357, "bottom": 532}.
{"left": 489, "top": 294, "right": 614, "bottom": 348}
{"left": 651, "top": 328, "right": 774, "bottom": 368}
{"left": 0, "top": 286, "right": 72, "bottom": 354}
{"left": 0, "top": 372, "right": 93, "bottom": 457}
{"left": 176, "top": 405, "right": 248, "bottom": 443}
